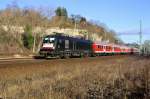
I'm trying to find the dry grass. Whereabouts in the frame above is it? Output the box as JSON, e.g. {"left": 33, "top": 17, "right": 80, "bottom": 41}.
{"left": 0, "top": 56, "right": 149, "bottom": 99}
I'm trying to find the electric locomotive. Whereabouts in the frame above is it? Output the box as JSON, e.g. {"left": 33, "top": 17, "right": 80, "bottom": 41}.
{"left": 39, "top": 33, "right": 92, "bottom": 58}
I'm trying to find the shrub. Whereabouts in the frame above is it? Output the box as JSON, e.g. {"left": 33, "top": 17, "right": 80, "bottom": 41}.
{"left": 22, "top": 25, "right": 34, "bottom": 49}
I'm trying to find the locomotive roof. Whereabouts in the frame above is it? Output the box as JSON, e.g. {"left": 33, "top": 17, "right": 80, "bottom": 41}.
{"left": 44, "top": 34, "right": 92, "bottom": 43}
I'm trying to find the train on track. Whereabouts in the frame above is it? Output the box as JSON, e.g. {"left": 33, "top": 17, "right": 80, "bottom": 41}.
{"left": 39, "top": 33, "right": 139, "bottom": 58}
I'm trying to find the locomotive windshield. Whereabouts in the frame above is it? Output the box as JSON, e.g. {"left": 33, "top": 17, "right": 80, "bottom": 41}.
{"left": 43, "top": 37, "right": 55, "bottom": 43}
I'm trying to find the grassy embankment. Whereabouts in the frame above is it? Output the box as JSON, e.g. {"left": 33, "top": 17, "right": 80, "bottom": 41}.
{"left": 0, "top": 56, "right": 149, "bottom": 99}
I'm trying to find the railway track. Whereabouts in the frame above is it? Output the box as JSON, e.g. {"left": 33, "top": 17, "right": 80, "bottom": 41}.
{"left": 0, "top": 57, "right": 33, "bottom": 61}
{"left": 0, "top": 55, "right": 134, "bottom": 67}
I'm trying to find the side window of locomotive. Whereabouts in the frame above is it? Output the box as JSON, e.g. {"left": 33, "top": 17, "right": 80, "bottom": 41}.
{"left": 57, "top": 39, "right": 62, "bottom": 49}
{"left": 73, "top": 41, "right": 76, "bottom": 50}
{"left": 65, "top": 40, "right": 69, "bottom": 49}
{"left": 59, "top": 39, "right": 62, "bottom": 43}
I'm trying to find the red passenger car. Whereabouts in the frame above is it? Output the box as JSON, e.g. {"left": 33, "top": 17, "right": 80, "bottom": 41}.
{"left": 92, "top": 42, "right": 137, "bottom": 55}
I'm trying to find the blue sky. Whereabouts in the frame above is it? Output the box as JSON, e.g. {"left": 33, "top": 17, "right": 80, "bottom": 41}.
{"left": 0, "top": 0, "right": 150, "bottom": 43}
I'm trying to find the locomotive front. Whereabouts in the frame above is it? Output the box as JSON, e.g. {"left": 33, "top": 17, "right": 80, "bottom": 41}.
{"left": 39, "top": 36, "right": 56, "bottom": 57}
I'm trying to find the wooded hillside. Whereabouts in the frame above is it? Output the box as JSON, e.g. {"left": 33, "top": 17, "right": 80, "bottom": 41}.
{"left": 0, "top": 3, "right": 121, "bottom": 55}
